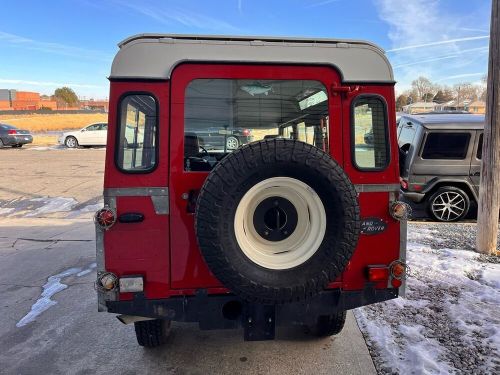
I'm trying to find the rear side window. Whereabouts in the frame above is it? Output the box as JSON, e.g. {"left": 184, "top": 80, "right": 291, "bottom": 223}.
{"left": 352, "top": 96, "right": 389, "bottom": 170}
{"left": 116, "top": 94, "right": 157, "bottom": 172}
{"left": 477, "top": 133, "right": 483, "bottom": 159}
{"left": 422, "top": 132, "right": 470, "bottom": 159}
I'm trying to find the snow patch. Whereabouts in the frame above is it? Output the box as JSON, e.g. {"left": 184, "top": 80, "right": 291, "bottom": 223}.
{"left": 356, "top": 223, "right": 500, "bottom": 374}
{"left": 16, "top": 263, "right": 97, "bottom": 327}
{"left": 25, "top": 197, "right": 78, "bottom": 217}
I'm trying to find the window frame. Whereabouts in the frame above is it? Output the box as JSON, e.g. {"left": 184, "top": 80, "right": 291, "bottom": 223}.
{"left": 114, "top": 91, "right": 160, "bottom": 174}
{"left": 350, "top": 94, "right": 390, "bottom": 172}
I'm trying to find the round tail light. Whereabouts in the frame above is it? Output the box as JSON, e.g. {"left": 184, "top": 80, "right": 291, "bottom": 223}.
{"left": 94, "top": 207, "right": 116, "bottom": 230}
{"left": 390, "top": 201, "right": 412, "bottom": 221}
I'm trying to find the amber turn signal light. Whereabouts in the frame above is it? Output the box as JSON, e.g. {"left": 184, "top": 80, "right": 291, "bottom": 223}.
{"left": 390, "top": 201, "right": 412, "bottom": 220}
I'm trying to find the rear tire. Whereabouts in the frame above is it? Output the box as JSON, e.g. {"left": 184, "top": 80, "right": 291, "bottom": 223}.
{"left": 134, "top": 319, "right": 171, "bottom": 348}
{"left": 65, "top": 136, "right": 78, "bottom": 148}
{"left": 195, "top": 139, "right": 360, "bottom": 304}
{"left": 310, "top": 311, "right": 347, "bottom": 337}
{"left": 427, "top": 186, "right": 470, "bottom": 222}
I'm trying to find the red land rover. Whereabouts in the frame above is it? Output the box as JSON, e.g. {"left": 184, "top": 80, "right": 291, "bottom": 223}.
{"left": 94, "top": 34, "right": 409, "bottom": 346}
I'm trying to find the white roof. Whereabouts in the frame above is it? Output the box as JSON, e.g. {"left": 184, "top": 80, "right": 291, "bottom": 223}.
{"left": 110, "top": 34, "right": 394, "bottom": 83}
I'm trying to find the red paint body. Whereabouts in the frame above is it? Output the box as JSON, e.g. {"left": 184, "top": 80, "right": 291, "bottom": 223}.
{"left": 103, "top": 63, "right": 400, "bottom": 301}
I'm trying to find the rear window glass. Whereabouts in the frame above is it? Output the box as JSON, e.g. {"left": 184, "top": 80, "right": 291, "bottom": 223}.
{"left": 352, "top": 96, "right": 389, "bottom": 170}
{"left": 422, "top": 132, "right": 470, "bottom": 159}
{"left": 116, "top": 94, "right": 157, "bottom": 172}
{"left": 398, "top": 121, "right": 416, "bottom": 149}
{"left": 477, "top": 133, "right": 483, "bottom": 159}
{"left": 184, "top": 79, "right": 329, "bottom": 171}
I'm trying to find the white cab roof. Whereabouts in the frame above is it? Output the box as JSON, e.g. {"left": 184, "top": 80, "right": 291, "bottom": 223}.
{"left": 110, "top": 34, "right": 394, "bottom": 83}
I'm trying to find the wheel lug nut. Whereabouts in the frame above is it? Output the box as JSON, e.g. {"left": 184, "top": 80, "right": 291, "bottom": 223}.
{"left": 264, "top": 231, "right": 269, "bottom": 236}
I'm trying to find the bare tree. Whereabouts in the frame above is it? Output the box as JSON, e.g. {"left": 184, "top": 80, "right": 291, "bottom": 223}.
{"left": 411, "top": 77, "right": 435, "bottom": 101}
{"left": 453, "top": 83, "right": 479, "bottom": 106}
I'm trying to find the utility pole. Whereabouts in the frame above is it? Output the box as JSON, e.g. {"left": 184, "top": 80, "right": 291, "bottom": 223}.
{"left": 477, "top": 0, "right": 500, "bottom": 255}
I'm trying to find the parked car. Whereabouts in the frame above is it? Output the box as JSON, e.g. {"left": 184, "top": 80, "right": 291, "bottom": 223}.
{"left": 398, "top": 113, "right": 484, "bottom": 222}
{"left": 59, "top": 123, "right": 108, "bottom": 148}
{"left": 0, "top": 123, "right": 33, "bottom": 148}
{"left": 186, "top": 127, "right": 252, "bottom": 150}
{"left": 95, "top": 33, "right": 408, "bottom": 347}
{"left": 363, "top": 129, "right": 373, "bottom": 145}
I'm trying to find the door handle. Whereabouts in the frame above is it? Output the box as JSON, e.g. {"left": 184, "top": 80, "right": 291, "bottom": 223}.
{"left": 470, "top": 172, "right": 480, "bottom": 177}
{"left": 118, "top": 212, "right": 144, "bottom": 223}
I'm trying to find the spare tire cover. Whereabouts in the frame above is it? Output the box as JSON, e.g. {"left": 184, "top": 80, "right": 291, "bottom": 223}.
{"left": 195, "top": 139, "right": 360, "bottom": 304}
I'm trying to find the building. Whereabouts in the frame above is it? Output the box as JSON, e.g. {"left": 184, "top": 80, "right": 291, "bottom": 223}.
{"left": 468, "top": 101, "right": 486, "bottom": 114}
{"left": 0, "top": 88, "right": 105, "bottom": 111}
{"left": 402, "top": 101, "right": 437, "bottom": 114}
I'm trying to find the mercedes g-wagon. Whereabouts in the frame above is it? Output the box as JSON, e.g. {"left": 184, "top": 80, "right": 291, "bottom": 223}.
{"left": 398, "top": 113, "right": 484, "bottom": 222}
{"left": 94, "top": 34, "right": 409, "bottom": 346}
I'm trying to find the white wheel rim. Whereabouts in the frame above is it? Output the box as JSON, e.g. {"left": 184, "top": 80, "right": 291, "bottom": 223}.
{"left": 67, "top": 138, "right": 75, "bottom": 147}
{"left": 234, "top": 177, "right": 326, "bottom": 270}
{"left": 227, "top": 137, "right": 238, "bottom": 149}
{"left": 432, "top": 191, "right": 466, "bottom": 221}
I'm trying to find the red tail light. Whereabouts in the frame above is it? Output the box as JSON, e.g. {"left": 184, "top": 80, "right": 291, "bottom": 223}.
{"left": 8, "top": 129, "right": 17, "bottom": 135}
{"left": 400, "top": 178, "right": 408, "bottom": 190}
{"left": 242, "top": 129, "right": 251, "bottom": 136}
{"left": 94, "top": 207, "right": 116, "bottom": 230}
{"left": 367, "top": 266, "right": 389, "bottom": 282}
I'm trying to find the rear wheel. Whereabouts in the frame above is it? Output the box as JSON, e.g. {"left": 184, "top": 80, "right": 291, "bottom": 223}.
{"left": 65, "top": 136, "right": 78, "bottom": 148}
{"left": 309, "top": 311, "right": 347, "bottom": 337}
{"left": 134, "top": 319, "right": 171, "bottom": 347}
{"left": 427, "top": 186, "right": 470, "bottom": 222}
{"left": 226, "top": 136, "right": 239, "bottom": 149}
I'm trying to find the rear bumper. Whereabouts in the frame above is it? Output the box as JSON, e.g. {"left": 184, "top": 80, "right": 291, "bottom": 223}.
{"left": 1, "top": 135, "right": 33, "bottom": 145}
{"left": 106, "top": 287, "right": 398, "bottom": 339}
{"left": 400, "top": 189, "right": 425, "bottom": 203}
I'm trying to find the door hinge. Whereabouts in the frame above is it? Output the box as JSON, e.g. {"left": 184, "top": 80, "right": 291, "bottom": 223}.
{"left": 331, "top": 83, "right": 361, "bottom": 97}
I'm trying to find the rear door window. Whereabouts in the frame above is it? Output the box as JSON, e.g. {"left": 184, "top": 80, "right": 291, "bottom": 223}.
{"left": 421, "top": 132, "right": 470, "bottom": 159}
{"left": 183, "top": 79, "right": 329, "bottom": 171}
{"left": 116, "top": 94, "right": 157, "bottom": 172}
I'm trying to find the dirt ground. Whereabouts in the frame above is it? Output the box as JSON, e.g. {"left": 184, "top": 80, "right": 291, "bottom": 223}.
{"left": 0, "top": 113, "right": 108, "bottom": 132}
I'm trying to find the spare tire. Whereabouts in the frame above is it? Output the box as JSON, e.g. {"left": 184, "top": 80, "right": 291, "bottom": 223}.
{"left": 195, "top": 139, "right": 360, "bottom": 304}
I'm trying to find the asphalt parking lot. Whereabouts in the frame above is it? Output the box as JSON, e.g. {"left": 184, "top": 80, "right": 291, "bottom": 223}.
{"left": 0, "top": 147, "right": 377, "bottom": 375}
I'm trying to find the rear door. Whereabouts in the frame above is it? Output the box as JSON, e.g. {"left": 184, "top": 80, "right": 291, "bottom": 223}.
{"left": 81, "top": 123, "right": 101, "bottom": 145}
{"left": 102, "top": 82, "right": 170, "bottom": 300}
{"left": 341, "top": 87, "right": 401, "bottom": 290}
{"left": 169, "top": 63, "right": 343, "bottom": 290}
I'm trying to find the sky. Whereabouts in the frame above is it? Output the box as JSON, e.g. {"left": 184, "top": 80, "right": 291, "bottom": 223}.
{"left": 0, "top": 0, "right": 492, "bottom": 99}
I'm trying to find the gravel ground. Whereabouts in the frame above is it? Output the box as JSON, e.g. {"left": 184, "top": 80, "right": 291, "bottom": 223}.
{"left": 408, "top": 221, "right": 500, "bottom": 253}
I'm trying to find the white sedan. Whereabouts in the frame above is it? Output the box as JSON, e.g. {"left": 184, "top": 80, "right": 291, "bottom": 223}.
{"left": 59, "top": 123, "right": 108, "bottom": 148}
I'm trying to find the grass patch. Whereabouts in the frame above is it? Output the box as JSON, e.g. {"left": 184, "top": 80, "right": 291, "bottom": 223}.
{"left": 0, "top": 113, "right": 108, "bottom": 132}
